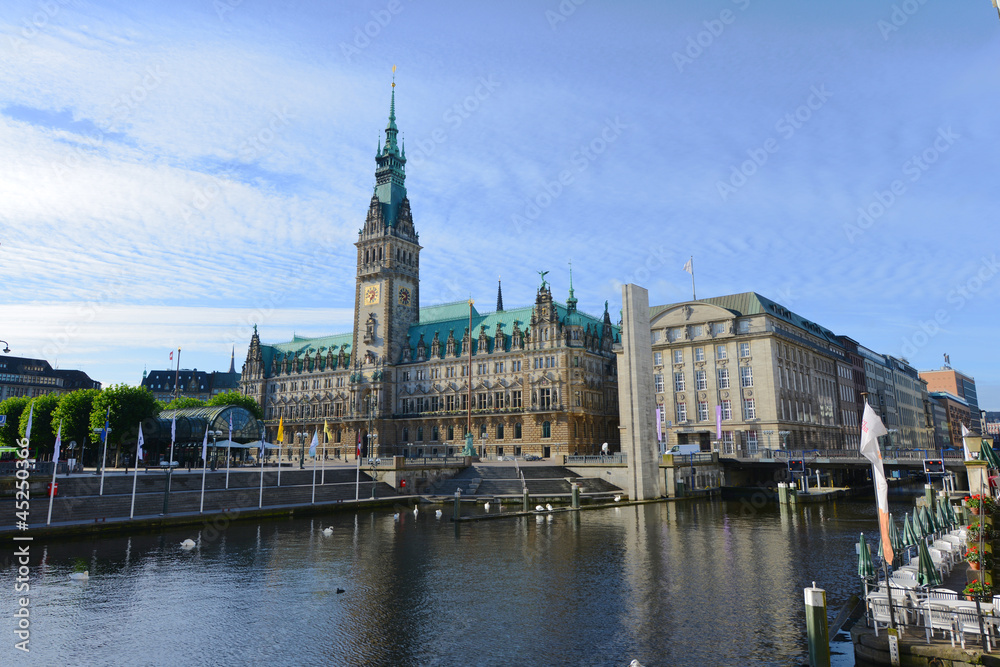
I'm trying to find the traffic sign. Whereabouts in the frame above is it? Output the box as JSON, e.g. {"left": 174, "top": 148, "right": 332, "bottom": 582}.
{"left": 0, "top": 415, "right": 6, "bottom": 426}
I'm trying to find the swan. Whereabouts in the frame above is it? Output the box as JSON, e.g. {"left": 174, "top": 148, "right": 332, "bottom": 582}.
{"left": 535, "top": 505, "right": 545, "bottom": 512}
{"left": 393, "top": 512, "right": 400, "bottom": 521}
{"left": 321, "top": 527, "right": 333, "bottom": 537}
{"left": 435, "top": 509, "right": 443, "bottom": 518}
{"left": 484, "top": 502, "right": 491, "bottom": 512}
{"left": 629, "top": 661, "right": 644, "bottom": 667}
{"left": 413, "top": 506, "right": 419, "bottom": 516}
{"left": 545, "top": 504, "right": 553, "bottom": 512}
{"left": 180, "top": 539, "right": 196, "bottom": 549}
{"left": 68, "top": 571, "right": 89, "bottom": 581}
{"left": 614, "top": 495, "right": 622, "bottom": 502}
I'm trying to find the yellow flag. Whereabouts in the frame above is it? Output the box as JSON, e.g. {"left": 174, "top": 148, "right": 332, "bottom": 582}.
{"left": 324, "top": 419, "right": 333, "bottom": 443}
{"left": 277, "top": 416, "right": 284, "bottom": 444}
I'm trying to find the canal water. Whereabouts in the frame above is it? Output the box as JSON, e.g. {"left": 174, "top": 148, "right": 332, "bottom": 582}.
{"left": 1, "top": 497, "right": 902, "bottom": 666}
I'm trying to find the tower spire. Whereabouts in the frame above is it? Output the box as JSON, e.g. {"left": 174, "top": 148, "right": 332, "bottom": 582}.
{"left": 229, "top": 346, "right": 235, "bottom": 373}
{"left": 567, "top": 260, "right": 578, "bottom": 313}
{"left": 373, "top": 66, "right": 407, "bottom": 226}
{"left": 496, "top": 275, "right": 504, "bottom": 312}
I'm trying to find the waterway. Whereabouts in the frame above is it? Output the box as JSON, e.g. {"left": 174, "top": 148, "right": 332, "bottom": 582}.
{"left": 1, "top": 497, "right": 903, "bottom": 666}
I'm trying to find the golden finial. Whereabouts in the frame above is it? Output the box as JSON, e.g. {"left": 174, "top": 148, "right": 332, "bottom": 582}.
{"left": 392, "top": 64, "right": 396, "bottom": 88}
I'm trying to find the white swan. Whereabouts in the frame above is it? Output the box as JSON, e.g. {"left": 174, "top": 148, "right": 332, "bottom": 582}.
{"left": 435, "top": 509, "right": 443, "bottom": 518}
{"left": 413, "top": 506, "right": 419, "bottom": 516}
{"left": 535, "top": 505, "right": 545, "bottom": 512}
{"left": 484, "top": 502, "right": 491, "bottom": 512}
{"left": 614, "top": 495, "right": 622, "bottom": 502}
{"left": 629, "top": 660, "right": 644, "bottom": 667}
{"left": 180, "top": 539, "right": 196, "bottom": 549}
{"left": 321, "top": 527, "right": 333, "bottom": 537}
{"left": 68, "top": 571, "right": 89, "bottom": 581}
{"left": 545, "top": 503, "right": 553, "bottom": 512}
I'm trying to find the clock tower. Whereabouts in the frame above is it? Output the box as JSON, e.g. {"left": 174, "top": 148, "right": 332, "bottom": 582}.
{"left": 352, "top": 83, "right": 421, "bottom": 372}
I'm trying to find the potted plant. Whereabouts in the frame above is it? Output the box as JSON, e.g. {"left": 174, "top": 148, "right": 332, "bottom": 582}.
{"left": 964, "top": 579, "right": 993, "bottom": 601}
{"left": 968, "top": 523, "right": 996, "bottom": 542}
{"left": 966, "top": 545, "right": 994, "bottom": 570}
{"left": 965, "top": 494, "right": 996, "bottom": 515}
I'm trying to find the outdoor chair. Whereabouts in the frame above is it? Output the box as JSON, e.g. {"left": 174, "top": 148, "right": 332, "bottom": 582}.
{"left": 922, "top": 602, "right": 958, "bottom": 646}
{"left": 954, "top": 608, "right": 994, "bottom": 651}
{"left": 932, "top": 540, "right": 961, "bottom": 566}
{"left": 927, "top": 589, "right": 958, "bottom": 600}
{"left": 869, "top": 597, "right": 908, "bottom": 636}
{"left": 940, "top": 535, "right": 965, "bottom": 553}
{"left": 928, "top": 548, "right": 953, "bottom": 577}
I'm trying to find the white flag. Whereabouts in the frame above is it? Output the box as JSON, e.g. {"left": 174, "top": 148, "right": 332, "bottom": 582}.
{"left": 859, "top": 403, "right": 892, "bottom": 564}
{"left": 24, "top": 403, "right": 34, "bottom": 440}
{"left": 682, "top": 258, "right": 693, "bottom": 274}
{"left": 201, "top": 425, "right": 209, "bottom": 463}
{"left": 229, "top": 414, "right": 233, "bottom": 443}
{"left": 137, "top": 424, "right": 144, "bottom": 462}
{"left": 309, "top": 431, "right": 318, "bottom": 458}
{"left": 962, "top": 422, "right": 974, "bottom": 461}
{"left": 53, "top": 421, "right": 62, "bottom": 464}
{"left": 170, "top": 416, "right": 176, "bottom": 443}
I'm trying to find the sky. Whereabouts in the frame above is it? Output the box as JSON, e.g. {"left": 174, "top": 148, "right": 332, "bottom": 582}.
{"left": 1, "top": 0, "right": 998, "bottom": 408}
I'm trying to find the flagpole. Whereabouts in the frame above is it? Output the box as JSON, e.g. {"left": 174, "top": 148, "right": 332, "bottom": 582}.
{"left": 355, "top": 432, "right": 361, "bottom": 502}
{"left": 46, "top": 421, "right": 61, "bottom": 526}
{"left": 99, "top": 407, "right": 110, "bottom": 496}
{"left": 162, "top": 418, "right": 176, "bottom": 516}
{"left": 277, "top": 444, "right": 282, "bottom": 487}
{"left": 129, "top": 423, "right": 142, "bottom": 520}
{"left": 258, "top": 428, "right": 265, "bottom": 509}
{"left": 689, "top": 255, "right": 696, "bottom": 300}
{"left": 199, "top": 426, "right": 208, "bottom": 514}
{"left": 322, "top": 442, "right": 326, "bottom": 486}
{"left": 311, "top": 442, "right": 317, "bottom": 505}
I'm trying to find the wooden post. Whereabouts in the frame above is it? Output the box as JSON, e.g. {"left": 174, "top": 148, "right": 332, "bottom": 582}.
{"left": 804, "top": 582, "right": 830, "bottom": 667}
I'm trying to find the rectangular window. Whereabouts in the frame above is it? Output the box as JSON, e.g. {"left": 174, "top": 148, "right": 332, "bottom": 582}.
{"left": 432, "top": 426, "right": 439, "bottom": 441}
{"left": 676, "top": 402, "right": 687, "bottom": 422}
{"left": 448, "top": 425, "right": 455, "bottom": 440}
{"left": 673, "top": 372, "right": 685, "bottom": 392}
{"left": 539, "top": 388, "right": 551, "bottom": 409}
{"left": 691, "top": 325, "right": 702, "bottom": 338}
{"left": 716, "top": 345, "right": 727, "bottom": 359}
{"left": 743, "top": 398, "right": 757, "bottom": 420}
{"left": 697, "top": 400, "right": 709, "bottom": 421}
{"left": 478, "top": 363, "right": 488, "bottom": 375}
{"left": 739, "top": 342, "right": 750, "bottom": 358}
{"left": 721, "top": 399, "right": 732, "bottom": 420}
{"left": 511, "top": 391, "right": 522, "bottom": 409}
{"left": 512, "top": 360, "right": 521, "bottom": 372}
{"left": 496, "top": 423, "right": 504, "bottom": 439}
{"left": 673, "top": 349, "right": 683, "bottom": 364}
{"left": 651, "top": 330, "right": 661, "bottom": 342}
{"left": 668, "top": 327, "right": 683, "bottom": 342}
{"left": 477, "top": 393, "right": 487, "bottom": 409}
{"left": 711, "top": 322, "right": 726, "bottom": 335}
{"left": 654, "top": 374, "right": 664, "bottom": 393}
{"left": 494, "top": 391, "right": 505, "bottom": 409}
{"left": 695, "top": 370, "right": 707, "bottom": 390}
{"left": 494, "top": 362, "right": 504, "bottom": 373}
{"left": 740, "top": 366, "right": 753, "bottom": 388}
{"left": 653, "top": 352, "right": 662, "bottom": 366}
{"left": 446, "top": 395, "right": 455, "bottom": 411}
{"left": 694, "top": 347, "right": 705, "bottom": 362}
{"left": 717, "top": 368, "right": 730, "bottom": 389}
{"left": 737, "top": 320, "right": 750, "bottom": 334}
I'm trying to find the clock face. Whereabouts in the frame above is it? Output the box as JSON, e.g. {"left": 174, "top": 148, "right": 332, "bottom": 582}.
{"left": 364, "top": 285, "right": 380, "bottom": 305}
{"left": 398, "top": 287, "right": 411, "bottom": 306}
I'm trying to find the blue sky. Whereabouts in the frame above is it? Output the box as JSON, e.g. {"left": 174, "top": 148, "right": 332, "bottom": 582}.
{"left": 2, "top": 0, "right": 998, "bottom": 408}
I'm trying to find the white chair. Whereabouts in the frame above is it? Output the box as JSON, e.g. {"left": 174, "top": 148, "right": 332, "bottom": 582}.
{"left": 928, "top": 588, "right": 959, "bottom": 600}
{"left": 923, "top": 602, "right": 957, "bottom": 646}
{"left": 932, "top": 540, "right": 961, "bottom": 566}
{"left": 941, "top": 534, "right": 965, "bottom": 553}
{"left": 928, "top": 548, "right": 953, "bottom": 576}
{"left": 954, "top": 607, "right": 993, "bottom": 651}
{"left": 870, "top": 597, "right": 908, "bottom": 636}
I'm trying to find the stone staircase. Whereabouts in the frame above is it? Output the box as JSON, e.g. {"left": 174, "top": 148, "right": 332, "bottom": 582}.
{"left": 431, "top": 464, "right": 622, "bottom": 497}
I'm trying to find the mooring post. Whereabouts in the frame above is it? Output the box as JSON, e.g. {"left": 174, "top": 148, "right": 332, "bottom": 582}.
{"left": 778, "top": 482, "right": 788, "bottom": 505}
{"left": 804, "top": 582, "right": 830, "bottom": 667}
{"left": 571, "top": 482, "right": 580, "bottom": 509}
{"left": 453, "top": 489, "right": 461, "bottom": 520}
{"left": 523, "top": 488, "right": 530, "bottom": 513}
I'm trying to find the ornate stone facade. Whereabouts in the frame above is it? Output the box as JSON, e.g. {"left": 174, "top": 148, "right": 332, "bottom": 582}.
{"left": 240, "top": 89, "right": 620, "bottom": 459}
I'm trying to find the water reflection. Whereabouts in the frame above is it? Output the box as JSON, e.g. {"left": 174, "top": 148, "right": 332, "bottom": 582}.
{"left": 0, "top": 498, "right": 908, "bottom": 665}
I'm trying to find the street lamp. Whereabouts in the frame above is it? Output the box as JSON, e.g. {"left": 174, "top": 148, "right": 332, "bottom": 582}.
{"left": 297, "top": 431, "right": 305, "bottom": 469}
{"left": 0, "top": 339, "right": 10, "bottom": 353}
{"left": 209, "top": 430, "right": 222, "bottom": 470}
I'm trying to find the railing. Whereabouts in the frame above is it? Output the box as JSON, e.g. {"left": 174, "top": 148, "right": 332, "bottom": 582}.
{"left": 402, "top": 456, "right": 469, "bottom": 467}
{"left": 566, "top": 454, "right": 628, "bottom": 465}
{"left": 720, "top": 448, "right": 966, "bottom": 464}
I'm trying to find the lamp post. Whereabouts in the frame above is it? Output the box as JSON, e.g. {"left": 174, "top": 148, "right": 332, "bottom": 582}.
{"left": 779, "top": 430, "right": 791, "bottom": 451}
{"left": 0, "top": 339, "right": 10, "bottom": 353}
{"left": 762, "top": 429, "right": 776, "bottom": 455}
{"left": 297, "top": 431, "right": 305, "bottom": 469}
{"left": 210, "top": 430, "right": 222, "bottom": 470}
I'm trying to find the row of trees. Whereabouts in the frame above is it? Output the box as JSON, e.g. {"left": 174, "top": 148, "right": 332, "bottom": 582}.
{"left": 0, "top": 385, "right": 262, "bottom": 464}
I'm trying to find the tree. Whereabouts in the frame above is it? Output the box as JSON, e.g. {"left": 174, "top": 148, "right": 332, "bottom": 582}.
{"left": 52, "top": 389, "right": 100, "bottom": 463}
{"left": 18, "top": 393, "right": 61, "bottom": 457}
{"left": 0, "top": 397, "right": 29, "bottom": 448}
{"left": 162, "top": 396, "right": 206, "bottom": 411}
{"left": 208, "top": 391, "right": 263, "bottom": 420}
{"left": 90, "top": 384, "right": 160, "bottom": 466}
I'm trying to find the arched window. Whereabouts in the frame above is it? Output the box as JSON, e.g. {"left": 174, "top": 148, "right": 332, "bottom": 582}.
{"left": 514, "top": 422, "right": 522, "bottom": 439}
{"left": 542, "top": 421, "right": 551, "bottom": 438}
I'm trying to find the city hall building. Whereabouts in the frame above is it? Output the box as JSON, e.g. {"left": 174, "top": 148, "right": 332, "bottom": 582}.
{"left": 239, "top": 88, "right": 620, "bottom": 459}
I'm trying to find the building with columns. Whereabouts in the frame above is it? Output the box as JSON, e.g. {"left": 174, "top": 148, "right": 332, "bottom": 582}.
{"left": 240, "top": 87, "right": 620, "bottom": 459}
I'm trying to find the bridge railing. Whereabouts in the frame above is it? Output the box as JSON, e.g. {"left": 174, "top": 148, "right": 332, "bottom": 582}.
{"left": 566, "top": 454, "right": 628, "bottom": 465}
{"left": 719, "top": 447, "right": 965, "bottom": 463}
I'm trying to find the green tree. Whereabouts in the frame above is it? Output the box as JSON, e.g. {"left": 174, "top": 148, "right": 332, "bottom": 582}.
{"left": 90, "top": 384, "right": 160, "bottom": 466}
{"left": 0, "top": 397, "right": 29, "bottom": 448}
{"left": 163, "top": 396, "right": 206, "bottom": 411}
{"left": 18, "top": 393, "right": 61, "bottom": 457}
{"left": 52, "top": 389, "right": 100, "bottom": 461}
{"left": 208, "top": 391, "right": 263, "bottom": 420}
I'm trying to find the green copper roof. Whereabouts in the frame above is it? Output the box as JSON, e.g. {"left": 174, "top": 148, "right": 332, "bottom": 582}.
{"left": 420, "top": 301, "right": 479, "bottom": 323}
{"left": 259, "top": 332, "right": 352, "bottom": 374}
{"left": 374, "top": 86, "right": 406, "bottom": 225}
